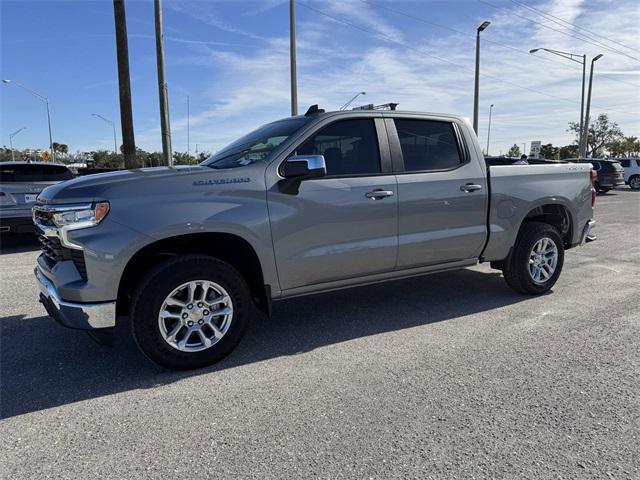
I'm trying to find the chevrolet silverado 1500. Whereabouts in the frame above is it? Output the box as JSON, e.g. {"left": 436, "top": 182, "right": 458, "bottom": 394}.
{"left": 33, "top": 107, "right": 596, "bottom": 369}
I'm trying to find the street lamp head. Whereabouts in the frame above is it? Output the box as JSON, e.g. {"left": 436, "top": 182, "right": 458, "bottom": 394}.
{"left": 360, "top": 91, "right": 366, "bottom": 95}
{"left": 478, "top": 21, "right": 491, "bottom": 32}
{"left": 529, "top": 49, "right": 539, "bottom": 54}
{"left": 593, "top": 54, "right": 603, "bottom": 62}
{"left": 2, "top": 79, "right": 11, "bottom": 84}
{"left": 490, "top": 103, "right": 494, "bottom": 107}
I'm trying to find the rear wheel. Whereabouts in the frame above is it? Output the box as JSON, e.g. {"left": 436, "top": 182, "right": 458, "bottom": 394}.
{"left": 502, "top": 222, "right": 564, "bottom": 295}
{"left": 629, "top": 175, "right": 640, "bottom": 190}
{"left": 130, "top": 255, "right": 252, "bottom": 370}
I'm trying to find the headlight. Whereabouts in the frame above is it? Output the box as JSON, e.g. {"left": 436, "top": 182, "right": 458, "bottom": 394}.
{"left": 52, "top": 201, "right": 110, "bottom": 229}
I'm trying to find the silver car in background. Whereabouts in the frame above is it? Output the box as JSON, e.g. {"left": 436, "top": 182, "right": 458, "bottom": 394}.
{"left": 0, "top": 162, "right": 73, "bottom": 234}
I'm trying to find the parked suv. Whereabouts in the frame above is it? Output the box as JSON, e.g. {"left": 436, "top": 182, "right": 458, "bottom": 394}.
{"left": 34, "top": 108, "right": 595, "bottom": 370}
{"left": 566, "top": 158, "right": 625, "bottom": 193}
{"left": 0, "top": 162, "right": 73, "bottom": 234}
{"left": 615, "top": 158, "right": 640, "bottom": 190}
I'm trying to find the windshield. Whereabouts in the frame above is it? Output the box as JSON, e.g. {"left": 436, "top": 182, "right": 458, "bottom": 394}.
{"left": 202, "top": 117, "right": 309, "bottom": 169}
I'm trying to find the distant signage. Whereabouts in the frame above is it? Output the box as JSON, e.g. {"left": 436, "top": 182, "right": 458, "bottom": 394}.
{"left": 530, "top": 141, "right": 541, "bottom": 159}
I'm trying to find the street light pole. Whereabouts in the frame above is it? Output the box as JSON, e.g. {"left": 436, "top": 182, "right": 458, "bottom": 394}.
{"left": 289, "top": 0, "right": 298, "bottom": 116}
{"left": 582, "top": 54, "right": 604, "bottom": 158}
{"left": 2, "top": 79, "right": 55, "bottom": 162}
{"left": 187, "top": 95, "right": 190, "bottom": 157}
{"left": 92, "top": 114, "right": 118, "bottom": 153}
{"left": 154, "top": 0, "right": 173, "bottom": 166}
{"left": 113, "top": 0, "right": 138, "bottom": 168}
{"left": 486, "top": 104, "right": 493, "bottom": 155}
{"left": 473, "top": 21, "right": 491, "bottom": 135}
{"left": 529, "top": 48, "right": 587, "bottom": 157}
{"left": 9, "top": 127, "right": 27, "bottom": 162}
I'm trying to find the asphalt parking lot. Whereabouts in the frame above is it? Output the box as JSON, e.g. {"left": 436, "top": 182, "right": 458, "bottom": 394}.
{"left": 1, "top": 189, "right": 638, "bottom": 479}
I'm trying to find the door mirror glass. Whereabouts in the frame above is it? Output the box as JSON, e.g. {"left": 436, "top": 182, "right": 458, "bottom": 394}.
{"left": 282, "top": 155, "right": 327, "bottom": 179}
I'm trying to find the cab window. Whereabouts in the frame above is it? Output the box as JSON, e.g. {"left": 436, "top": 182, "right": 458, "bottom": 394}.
{"left": 296, "top": 119, "right": 381, "bottom": 176}
{"left": 394, "top": 119, "right": 463, "bottom": 171}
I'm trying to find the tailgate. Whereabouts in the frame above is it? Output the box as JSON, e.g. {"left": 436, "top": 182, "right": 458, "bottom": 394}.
{"left": 0, "top": 182, "right": 55, "bottom": 208}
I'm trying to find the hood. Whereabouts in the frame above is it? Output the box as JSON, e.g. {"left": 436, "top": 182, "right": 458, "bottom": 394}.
{"left": 38, "top": 165, "right": 207, "bottom": 204}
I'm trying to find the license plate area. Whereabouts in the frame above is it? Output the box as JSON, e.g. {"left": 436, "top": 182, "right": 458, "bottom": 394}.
{"left": 23, "top": 194, "right": 38, "bottom": 204}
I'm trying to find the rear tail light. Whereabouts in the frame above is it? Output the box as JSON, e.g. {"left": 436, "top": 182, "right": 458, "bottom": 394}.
{"left": 590, "top": 169, "right": 597, "bottom": 207}
{"left": 0, "top": 192, "right": 5, "bottom": 197}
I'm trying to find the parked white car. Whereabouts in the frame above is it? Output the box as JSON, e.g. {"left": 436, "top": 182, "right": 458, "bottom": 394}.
{"left": 616, "top": 158, "right": 640, "bottom": 190}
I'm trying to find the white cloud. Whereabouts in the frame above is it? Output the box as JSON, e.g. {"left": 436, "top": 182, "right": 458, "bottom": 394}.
{"left": 136, "top": 0, "right": 639, "bottom": 156}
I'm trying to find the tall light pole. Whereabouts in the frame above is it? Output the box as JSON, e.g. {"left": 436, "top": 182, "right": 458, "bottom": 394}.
{"left": 2, "top": 79, "right": 55, "bottom": 162}
{"left": 92, "top": 114, "right": 118, "bottom": 153}
{"left": 187, "top": 95, "right": 190, "bottom": 157}
{"left": 154, "top": 0, "right": 172, "bottom": 166}
{"left": 473, "top": 21, "right": 491, "bottom": 135}
{"left": 340, "top": 92, "right": 366, "bottom": 111}
{"left": 486, "top": 104, "right": 493, "bottom": 155}
{"left": 530, "top": 48, "right": 586, "bottom": 157}
{"left": 9, "top": 127, "right": 27, "bottom": 162}
{"left": 113, "top": 0, "right": 138, "bottom": 168}
{"left": 522, "top": 143, "right": 526, "bottom": 156}
{"left": 582, "top": 54, "right": 604, "bottom": 158}
{"left": 289, "top": 0, "right": 298, "bottom": 116}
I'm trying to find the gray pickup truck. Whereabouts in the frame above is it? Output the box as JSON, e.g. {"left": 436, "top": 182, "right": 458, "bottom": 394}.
{"left": 33, "top": 107, "right": 596, "bottom": 369}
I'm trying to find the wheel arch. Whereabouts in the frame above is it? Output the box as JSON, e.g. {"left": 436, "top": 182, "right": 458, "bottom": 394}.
{"left": 521, "top": 203, "right": 573, "bottom": 248}
{"left": 117, "top": 232, "right": 271, "bottom": 317}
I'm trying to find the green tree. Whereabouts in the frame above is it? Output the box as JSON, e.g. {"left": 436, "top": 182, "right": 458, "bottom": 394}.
{"left": 173, "top": 151, "right": 198, "bottom": 165}
{"left": 568, "top": 113, "right": 623, "bottom": 157}
{"left": 91, "top": 150, "right": 123, "bottom": 169}
{"left": 539, "top": 143, "right": 559, "bottom": 160}
{"left": 608, "top": 136, "right": 640, "bottom": 157}
{"left": 559, "top": 144, "right": 579, "bottom": 159}
{"left": 507, "top": 144, "right": 521, "bottom": 157}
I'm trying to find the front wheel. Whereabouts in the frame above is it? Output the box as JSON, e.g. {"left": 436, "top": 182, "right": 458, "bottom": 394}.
{"left": 629, "top": 176, "right": 640, "bottom": 190}
{"left": 502, "top": 222, "right": 564, "bottom": 295}
{"left": 130, "top": 255, "right": 252, "bottom": 370}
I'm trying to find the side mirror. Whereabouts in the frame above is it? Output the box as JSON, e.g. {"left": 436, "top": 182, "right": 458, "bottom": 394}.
{"left": 279, "top": 155, "right": 327, "bottom": 194}
{"left": 282, "top": 155, "right": 327, "bottom": 179}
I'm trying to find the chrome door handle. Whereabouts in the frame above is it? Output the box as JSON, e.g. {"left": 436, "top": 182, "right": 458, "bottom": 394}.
{"left": 365, "top": 189, "right": 394, "bottom": 200}
{"left": 460, "top": 183, "right": 483, "bottom": 192}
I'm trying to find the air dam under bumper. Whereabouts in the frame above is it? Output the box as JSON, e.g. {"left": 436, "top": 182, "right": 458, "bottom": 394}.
{"left": 35, "top": 267, "right": 116, "bottom": 330}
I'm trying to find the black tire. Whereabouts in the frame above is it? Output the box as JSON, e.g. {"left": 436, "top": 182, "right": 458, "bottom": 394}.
{"left": 598, "top": 187, "right": 611, "bottom": 194}
{"left": 502, "top": 221, "right": 564, "bottom": 295}
{"left": 629, "top": 175, "right": 640, "bottom": 190}
{"left": 130, "top": 255, "right": 252, "bottom": 370}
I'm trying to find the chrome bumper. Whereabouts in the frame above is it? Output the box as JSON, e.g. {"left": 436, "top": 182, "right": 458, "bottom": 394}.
{"left": 580, "top": 220, "right": 596, "bottom": 245}
{"left": 35, "top": 267, "right": 116, "bottom": 330}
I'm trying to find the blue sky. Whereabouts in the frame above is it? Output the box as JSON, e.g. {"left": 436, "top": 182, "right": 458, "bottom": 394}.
{"left": 1, "top": 0, "right": 639, "bottom": 156}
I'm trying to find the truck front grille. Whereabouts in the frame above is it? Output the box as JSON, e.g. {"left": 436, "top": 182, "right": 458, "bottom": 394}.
{"left": 37, "top": 233, "right": 88, "bottom": 281}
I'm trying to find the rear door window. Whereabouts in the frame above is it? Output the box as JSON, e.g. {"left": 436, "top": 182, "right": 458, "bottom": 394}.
{"left": 620, "top": 159, "right": 630, "bottom": 168}
{"left": 0, "top": 164, "right": 73, "bottom": 182}
{"left": 393, "top": 119, "right": 463, "bottom": 171}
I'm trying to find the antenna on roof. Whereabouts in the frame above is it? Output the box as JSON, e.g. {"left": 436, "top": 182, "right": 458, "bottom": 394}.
{"left": 304, "top": 104, "right": 325, "bottom": 116}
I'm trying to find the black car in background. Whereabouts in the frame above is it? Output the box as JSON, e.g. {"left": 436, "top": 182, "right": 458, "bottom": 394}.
{"left": 566, "top": 158, "right": 625, "bottom": 193}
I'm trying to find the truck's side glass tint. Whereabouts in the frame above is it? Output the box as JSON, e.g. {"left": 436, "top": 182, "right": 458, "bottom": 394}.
{"left": 394, "top": 119, "right": 462, "bottom": 171}
{"left": 297, "top": 119, "right": 381, "bottom": 176}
